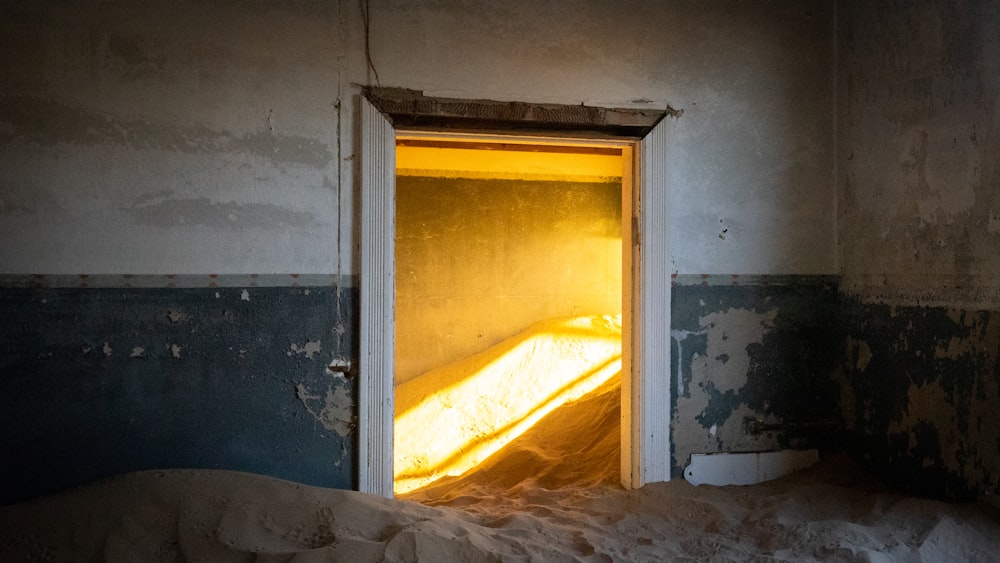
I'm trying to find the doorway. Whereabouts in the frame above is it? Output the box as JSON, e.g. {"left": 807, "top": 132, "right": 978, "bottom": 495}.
{"left": 359, "top": 92, "right": 672, "bottom": 498}
{"left": 393, "top": 137, "right": 626, "bottom": 494}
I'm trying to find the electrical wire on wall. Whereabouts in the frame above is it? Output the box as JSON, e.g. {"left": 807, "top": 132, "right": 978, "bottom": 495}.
{"left": 361, "top": 0, "right": 382, "bottom": 87}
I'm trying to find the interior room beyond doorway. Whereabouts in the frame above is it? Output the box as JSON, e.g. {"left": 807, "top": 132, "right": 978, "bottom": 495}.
{"left": 393, "top": 137, "right": 627, "bottom": 494}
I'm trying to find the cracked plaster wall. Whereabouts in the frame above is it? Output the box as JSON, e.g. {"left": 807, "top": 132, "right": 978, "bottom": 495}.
{"left": 838, "top": 0, "right": 1000, "bottom": 499}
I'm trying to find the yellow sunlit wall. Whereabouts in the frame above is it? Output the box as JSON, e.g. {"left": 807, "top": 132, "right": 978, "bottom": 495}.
{"left": 394, "top": 143, "right": 625, "bottom": 384}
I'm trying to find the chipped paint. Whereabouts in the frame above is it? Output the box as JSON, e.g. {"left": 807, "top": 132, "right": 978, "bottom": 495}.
{"left": 294, "top": 382, "right": 354, "bottom": 437}
{"left": 240, "top": 289, "right": 250, "bottom": 302}
{"left": 0, "top": 284, "right": 356, "bottom": 504}
{"left": 843, "top": 300, "right": 1000, "bottom": 499}
{"left": 671, "top": 280, "right": 842, "bottom": 477}
{"left": 289, "top": 340, "right": 321, "bottom": 359}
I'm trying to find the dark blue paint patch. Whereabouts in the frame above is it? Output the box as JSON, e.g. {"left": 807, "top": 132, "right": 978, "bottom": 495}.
{"left": 842, "top": 298, "right": 1000, "bottom": 500}
{"left": 695, "top": 381, "right": 740, "bottom": 429}
{"left": 0, "top": 286, "right": 356, "bottom": 505}
{"left": 670, "top": 279, "right": 843, "bottom": 477}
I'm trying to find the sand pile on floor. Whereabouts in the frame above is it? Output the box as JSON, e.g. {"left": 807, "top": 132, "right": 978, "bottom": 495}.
{"left": 4, "top": 316, "right": 1000, "bottom": 561}
{"left": 395, "top": 315, "right": 622, "bottom": 494}
{"left": 4, "top": 366, "right": 1000, "bottom": 561}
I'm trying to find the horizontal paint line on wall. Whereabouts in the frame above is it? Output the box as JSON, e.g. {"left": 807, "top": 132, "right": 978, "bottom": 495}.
{"left": 0, "top": 274, "right": 356, "bottom": 289}
{"left": 842, "top": 277, "right": 1000, "bottom": 310}
{"left": 672, "top": 274, "right": 839, "bottom": 287}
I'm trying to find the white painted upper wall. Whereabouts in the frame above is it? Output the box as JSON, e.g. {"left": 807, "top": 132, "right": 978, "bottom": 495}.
{"left": 837, "top": 0, "right": 1000, "bottom": 305}
{"left": 0, "top": 0, "right": 835, "bottom": 275}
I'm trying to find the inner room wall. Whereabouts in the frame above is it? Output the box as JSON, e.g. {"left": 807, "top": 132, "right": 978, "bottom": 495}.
{"left": 394, "top": 146, "right": 622, "bottom": 384}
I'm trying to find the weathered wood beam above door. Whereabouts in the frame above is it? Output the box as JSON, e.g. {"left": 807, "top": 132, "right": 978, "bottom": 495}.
{"left": 363, "top": 87, "right": 670, "bottom": 139}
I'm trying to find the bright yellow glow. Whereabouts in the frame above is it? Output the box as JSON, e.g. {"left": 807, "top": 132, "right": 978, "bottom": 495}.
{"left": 396, "top": 145, "right": 623, "bottom": 183}
{"left": 394, "top": 315, "right": 622, "bottom": 494}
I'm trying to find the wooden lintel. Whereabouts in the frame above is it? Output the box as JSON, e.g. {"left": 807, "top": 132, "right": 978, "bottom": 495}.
{"left": 363, "top": 87, "right": 666, "bottom": 139}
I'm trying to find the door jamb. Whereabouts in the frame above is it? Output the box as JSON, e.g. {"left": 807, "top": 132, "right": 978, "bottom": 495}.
{"left": 359, "top": 95, "right": 672, "bottom": 497}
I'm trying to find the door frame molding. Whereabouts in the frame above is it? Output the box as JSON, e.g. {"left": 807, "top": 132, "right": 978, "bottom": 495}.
{"left": 359, "top": 90, "right": 673, "bottom": 497}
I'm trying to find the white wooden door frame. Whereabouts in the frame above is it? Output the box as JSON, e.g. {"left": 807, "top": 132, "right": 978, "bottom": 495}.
{"left": 359, "top": 96, "right": 672, "bottom": 497}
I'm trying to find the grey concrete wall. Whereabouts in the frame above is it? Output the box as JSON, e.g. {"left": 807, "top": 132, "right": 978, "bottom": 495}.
{"left": 0, "top": 1, "right": 342, "bottom": 273}
{"left": 1, "top": 0, "right": 836, "bottom": 276}
{"left": 837, "top": 0, "right": 1000, "bottom": 499}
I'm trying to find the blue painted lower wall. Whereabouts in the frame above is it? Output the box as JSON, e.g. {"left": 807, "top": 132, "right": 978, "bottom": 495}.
{"left": 0, "top": 283, "right": 356, "bottom": 505}
{"left": 5, "top": 274, "right": 994, "bottom": 504}
{"left": 841, "top": 299, "right": 1000, "bottom": 500}
{"left": 670, "top": 277, "right": 844, "bottom": 478}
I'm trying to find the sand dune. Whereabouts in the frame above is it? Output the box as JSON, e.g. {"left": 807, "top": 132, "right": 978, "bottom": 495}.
{"left": 3, "top": 367, "right": 999, "bottom": 561}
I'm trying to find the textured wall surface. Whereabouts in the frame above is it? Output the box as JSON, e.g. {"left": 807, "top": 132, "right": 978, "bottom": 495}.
{"left": 396, "top": 176, "right": 621, "bottom": 383}
{"left": 0, "top": 280, "right": 355, "bottom": 504}
{"left": 841, "top": 301, "right": 999, "bottom": 500}
{"left": 1, "top": 0, "right": 840, "bottom": 498}
{"left": 838, "top": 0, "right": 1000, "bottom": 498}
{"left": 0, "top": 1, "right": 342, "bottom": 273}
{"left": 671, "top": 277, "right": 842, "bottom": 477}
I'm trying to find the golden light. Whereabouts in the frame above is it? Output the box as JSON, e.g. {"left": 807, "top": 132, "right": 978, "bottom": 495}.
{"left": 394, "top": 139, "right": 624, "bottom": 495}
{"left": 394, "top": 315, "right": 622, "bottom": 495}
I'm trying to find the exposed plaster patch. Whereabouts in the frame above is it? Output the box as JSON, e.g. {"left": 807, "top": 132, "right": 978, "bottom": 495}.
{"left": 294, "top": 383, "right": 353, "bottom": 436}
{"left": 989, "top": 210, "right": 1000, "bottom": 234}
{"left": 240, "top": 289, "right": 250, "bottom": 302}
{"left": 672, "top": 328, "right": 708, "bottom": 396}
{"left": 289, "top": 340, "right": 321, "bottom": 359}
{"left": 169, "top": 344, "right": 182, "bottom": 359}
{"left": 103, "top": 342, "right": 113, "bottom": 357}
{"left": 888, "top": 382, "right": 962, "bottom": 473}
{"left": 166, "top": 309, "right": 187, "bottom": 323}
{"left": 697, "top": 308, "right": 778, "bottom": 393}
{"left": 130, "top": 346, "right": 145, "bottom": 358}
{"left": 856, "top": 340, "right": 873, "bottom": 371}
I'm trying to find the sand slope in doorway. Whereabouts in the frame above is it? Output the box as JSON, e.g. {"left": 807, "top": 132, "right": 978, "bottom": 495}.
{"left": 395, "top": 315, "right": 622, "bottom": 494}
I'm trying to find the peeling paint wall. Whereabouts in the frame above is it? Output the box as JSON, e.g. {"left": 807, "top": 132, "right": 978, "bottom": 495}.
{"left": 671, "top": 277, "right": 842, "bottom": 477}
{"left": 840, "top": 301, "right": 1000, "bottom": 500}
{"left": 838, "top": 0, "right": 1000, "bottom": 499}
{"left": 1, "top": 0, "right": 838, "bottom": 497}
{"left": 0, "top": 280, "right": 355, "bottom": 505}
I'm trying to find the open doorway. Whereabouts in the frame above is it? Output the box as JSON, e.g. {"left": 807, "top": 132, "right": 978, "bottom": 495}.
{"left": 359, "top": 91, "right": 672, "bottom": 498}
{"left": 393, "top": 137, "right": 626, "bottom": 495}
